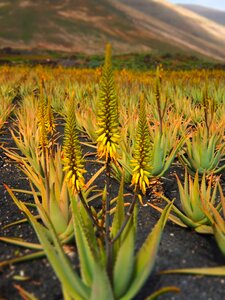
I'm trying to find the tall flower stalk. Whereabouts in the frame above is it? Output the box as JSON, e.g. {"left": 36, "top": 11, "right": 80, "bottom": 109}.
{"left": 96, "top": 43, "right": 120, "bottom": 279}
{"left": 37, "top": 78, "right": 54, "bottom": 211}
{"left": 62, "top": 96, "right": 99, "bottom": 228}
{"left": 63, "top": 96, "right": 86, "bottom": 193}
{"left": 113, "top": 93, "right": 151, "bottom": 250}
{"left": 131, "top": 93, "right": 151, "bottom": 195}
{"left": 96, "top": 43, "right": 120, "bottom": 163}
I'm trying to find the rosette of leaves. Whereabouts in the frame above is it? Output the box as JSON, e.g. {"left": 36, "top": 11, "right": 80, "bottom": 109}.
{"left": 0, "top": 85, "right": 15, "bottom": 129}
{"left": 4, "top": 179, "right": 178, "bottom": 299}
{"left": 0, "top": 147, "right": 74, "bottom": 258}
{"left": 151, "top": 169, "right": 222, "bottom": 234}
{"left": 161, "top": 183, "right": 225, "bottom": 278}
{"left": 96, "top": 43, "right": 120, "bottom": 163}
{"left": 179, "top": 125, "right": 225, "bottom": 177}
{"left": 0, "top": 107, "right": 103, "bottom": 266}
{"left": 149, "top": 128, "right": 185, "bottom": 178}
{"left": 0, "top": 87, "right": 81, "bottom": 251}
{"left": 3, "top": 78, "right": 56, "bottom": 172}
{"left": 112, "top": 105, "right": 185, "bottom": 187}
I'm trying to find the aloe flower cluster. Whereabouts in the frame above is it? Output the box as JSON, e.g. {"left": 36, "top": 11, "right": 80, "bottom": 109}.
{"left": 131, "top": 94, "right": 151, "bottom": 194}
{"left": 96, "top": 43, "right": 120, "bottom": 162}
{"left": 63, "top": 97, "right": 86, "bottom": 192}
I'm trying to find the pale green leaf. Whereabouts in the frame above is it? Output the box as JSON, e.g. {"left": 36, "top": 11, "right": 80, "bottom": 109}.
{"left": 121, "top": 202, "right": 172, "bottom": 300}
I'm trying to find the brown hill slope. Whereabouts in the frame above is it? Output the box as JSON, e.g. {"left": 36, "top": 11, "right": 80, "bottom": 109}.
{"left": 181, "top": 4, "right": 225, "bottom": 26}
{"left": 0, "top": 0, "right": 225, "bottom": 60}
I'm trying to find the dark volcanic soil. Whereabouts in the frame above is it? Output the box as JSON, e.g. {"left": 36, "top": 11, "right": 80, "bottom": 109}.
{"left": 0, "top": 122, "right": 225, "bottom": 300}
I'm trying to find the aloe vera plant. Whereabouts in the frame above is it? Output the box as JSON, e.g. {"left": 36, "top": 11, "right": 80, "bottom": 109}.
{"left": 4, "top": 179, "right": 176, "bottom": 300}
{"left": 0, "top": 85, "right": 15, "bottom": 129}
{"left": 112, "top": 110, "right": 185, "bottom": 187}
{"left": 150, "top": 169, "right": 222, "bottom": 234}
{"left": 160, "top": 184, "right": 225, "bottom": 278}
{"left": 179, "top": 125, "right": 225, "bottom": 176}
{"left": 149, "top": 129, "right": 185, "bottom": 178}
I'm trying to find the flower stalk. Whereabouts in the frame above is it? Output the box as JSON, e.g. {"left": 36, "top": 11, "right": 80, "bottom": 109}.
{"left": 96, "top": 43, "right": 120, "bottom": 280}
{"left": 131, "top": 93, "right": 151, "bottom": 195}
{"left": 62, "top": 96, "right": 100, "bottom": 229}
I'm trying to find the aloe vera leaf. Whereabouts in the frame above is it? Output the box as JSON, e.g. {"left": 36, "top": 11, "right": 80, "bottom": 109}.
{"left": 113, "top": 216, "right": 135, "bottom": 298}
{"left": 0, "top": 251, "right": 45, "bottom": 268}
{"left": 11, "top": 188, "right": 41, "bottom": 196}
{"left": 157, "top": 136, "right": 186, "bottom": 178}
{"left": 194, "top": 225, "right": 213, "bottom": 234}
{"left": 121, "top": 202, "right": 173, "bottom": 300}
{"left": 49, "top": 186, "right": 68, "bottom": 234}
{"left": 161, "top": 266, "right": 225, "bottom": 276}
{"left": 149, "top": 203, "right": 187, "bottom": 228}
{"left": 27, "top": 205, "right": 89, "bottom": 299}
{"left": 71, "top": 199, "right": 96, "bottom": 286}
{"left": 58, "top": 220, "right": 74, "bottom": 243}
{"left": 151, "top": 136, "right": 164, "bottom": 176}
{"left": 0, "top": 237, "right": 42, "bottom": 249}
{"left": 190, "top": 174, "right": 205, "bottom": 221}
{"left": 85, "top": 165, "right": 106, "bottom": 190}
{"left": 157, "top": 193, "right": 199, "bottom": 227}
{"left": 3, "top": 215, "right": 40, "bottom": 229}
{"left": 145, "top": 286, "right": 180, "bottom": 300}
{"left": 90, "top": 261, "right": 114, "bottom": 300}
{"left": 214, "top": 224, "right": 225, "bottom": 256}
{"left": 176, "top": 176, "right": 193, "bottom": 218}
{"left": 6, "top": 185, "right": 90, "bottom": 300}
{"left": 111, "top": 176, "right": 125, "bottom": 250}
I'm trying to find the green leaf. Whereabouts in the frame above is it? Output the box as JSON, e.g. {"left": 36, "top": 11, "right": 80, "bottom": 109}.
{"left": 71, "top": 198, "right": 96, "bottom": 286}
{"left": 0, "top": 236, "right": 42, "bottom": 250}
{"left": 214, "top": 224, "right": 225, "bottom": 256}
{"left": 149, "top": 203, "right": 187, "bottom": 228}
{"left": 111, "top": 176, "right": 125, "bottom": 250}
{"left": 90, "top": 261, "right": 114, "bottom": 300}
{"left": 5, "top": 186, "right": 90, "bottom": 300}
{"left": 121, "top": 202, "right": 173, "bottom": 300}
{"left": 49, "top": 185, "right": 68, "bottom": 235}
{"left": 113, "top": 215, "right": 135, "bottom": 298}
{"left": 161, "top": 266, "right": 225, "bottom": 276}
{"left": 145, "top": 286, "right": 180, "bottom": 300}
{"left": 0, "top": 251, "right": 45, "bottom": 268}
{"left": 195, "top": 225, "right": 213, "bottom": 234}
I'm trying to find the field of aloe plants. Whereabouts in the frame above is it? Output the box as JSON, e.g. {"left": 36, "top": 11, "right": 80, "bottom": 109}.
{"left": 0, "top": 44, "right": 225, "bottom": 300}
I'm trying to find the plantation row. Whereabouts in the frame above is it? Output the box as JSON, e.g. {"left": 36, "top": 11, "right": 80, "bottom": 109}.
{"left": 0, "top": 45, "right": 225, "bottom": 299}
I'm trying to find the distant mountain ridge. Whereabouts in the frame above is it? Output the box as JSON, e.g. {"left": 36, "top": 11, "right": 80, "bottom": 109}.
{"left": 180, "top": 4, "right": 225, "bottom": 26}
{"left": 0, "top": 0, "right": 225, "bottom": 61}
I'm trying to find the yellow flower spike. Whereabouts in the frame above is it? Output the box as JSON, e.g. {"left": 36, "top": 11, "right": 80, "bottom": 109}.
{"left": 63, "top": 96, "right": 86, "bottom": 193}
{"left": 131, "top": 93, "right": 151, "bottom": 194}
{"left": 96, "top": 43, "right": 120, "bottom": 163}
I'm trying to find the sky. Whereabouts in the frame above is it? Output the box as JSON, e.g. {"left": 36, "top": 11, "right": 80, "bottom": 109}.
{"left": 168, "top": 0, "right": 225, "bottom": 11}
